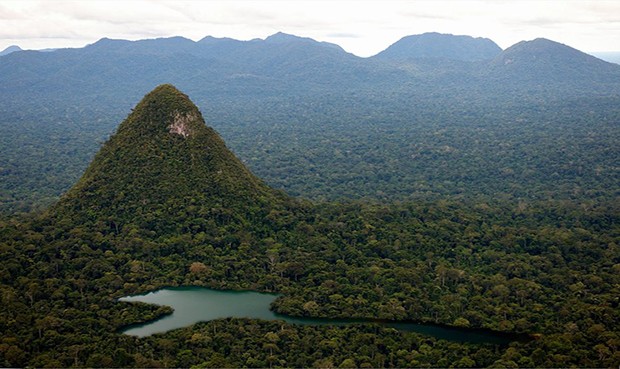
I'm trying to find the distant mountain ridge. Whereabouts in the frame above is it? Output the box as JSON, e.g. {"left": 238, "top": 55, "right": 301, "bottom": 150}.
{"left": 492, "top": 38, "right": 610, "bottom": 67}
{"left": 0, "top": 32, "right": 619, "bottom": 110}
{"left": 488, "top": 38, "right": 620, "bottom": 85}
{"left": 0, "top": 32, "right": 386, "bottom": 106}
{"left": 0, "top": 45, "right": 21, "bottom": 56}
{"left": 374, "top": 32, "right": 502, "bottom": 61}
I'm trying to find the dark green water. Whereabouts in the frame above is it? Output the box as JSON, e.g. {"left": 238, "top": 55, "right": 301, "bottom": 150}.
{"left": 119, "top": 286, "right": 521, "bottom": 345}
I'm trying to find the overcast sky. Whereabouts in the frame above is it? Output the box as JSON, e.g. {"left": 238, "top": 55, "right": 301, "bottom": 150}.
{"left": 1, "top": 0, "right": 619, "bottom": 57}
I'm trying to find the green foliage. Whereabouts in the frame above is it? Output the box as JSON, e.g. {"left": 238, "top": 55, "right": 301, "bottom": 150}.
{"left": 2, "top": 94, "right": 619, "bottom": 214}
{"left": 1, "top": 178, "right": 618, "bottom": 368}
{"left": 218, "top": 95, "right": 620, "bottom": 206}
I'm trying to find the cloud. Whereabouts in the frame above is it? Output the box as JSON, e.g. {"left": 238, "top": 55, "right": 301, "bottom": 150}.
{"left": 37, "top": 0, "right": 185, "bottom": 25}
{"left": 326, "top": 32, "right": 362, "bottom": 39}
{"left": 0, "top": 0, "right": 619, "bottom": 55}
{"left": 0, "top": 3, "right": 26, "bottom": 20}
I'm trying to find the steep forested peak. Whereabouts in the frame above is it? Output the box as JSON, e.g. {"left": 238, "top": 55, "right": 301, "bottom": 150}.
{"left": 0, "top": 45, "right": 22, "bottom": 56}
{"left": 374, "top": 32, "right": 502, "bottom": 61}
{"left": 48, "top": 84, "right": 280, "bottom": 227}
{"left": 114, "top": 83, "right": 205, "bottom": 139}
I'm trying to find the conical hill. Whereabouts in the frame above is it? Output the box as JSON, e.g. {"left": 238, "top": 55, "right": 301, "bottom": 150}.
{"left": 50, "top": 84, "right": 282, "bottom": 232}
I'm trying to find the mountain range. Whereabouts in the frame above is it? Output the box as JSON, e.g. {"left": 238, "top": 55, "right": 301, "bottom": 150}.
{"left": 1, "top": 31, "right": 619, "bottom": 213}
{"left": 1, "top": 32, "right": 619, "bottom": 110}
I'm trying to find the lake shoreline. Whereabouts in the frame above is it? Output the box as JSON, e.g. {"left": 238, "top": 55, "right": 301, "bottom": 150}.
{"left": 117, "top": 286, "right": 534, "bottom": 344}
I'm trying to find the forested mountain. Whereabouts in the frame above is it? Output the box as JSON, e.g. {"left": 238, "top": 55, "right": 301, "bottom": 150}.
{"left": 373, "top": 32, "right": 501, "bottom": 61}
{"left": 49, "top": 84, "right": 286, "bottom": 233}
{"left": 0, "top": 85, "right": 618, "bottom": 367}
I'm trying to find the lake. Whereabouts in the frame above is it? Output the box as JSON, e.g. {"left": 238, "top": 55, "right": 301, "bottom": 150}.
{"left": 119, "top": 286, "right": 523, "bottom": 345}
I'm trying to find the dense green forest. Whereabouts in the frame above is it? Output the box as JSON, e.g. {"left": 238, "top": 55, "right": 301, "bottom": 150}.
{"left": 214, "top": 95, "right": 620, "bottom": 204}
{"left": 0, "top": 85, "right": 618, "bottom": 367}
{"left": 2, "top": 94, "right": 619, "bottom": 214}
{"left": 1, "top": 186, "right": 619, "bottom": 367}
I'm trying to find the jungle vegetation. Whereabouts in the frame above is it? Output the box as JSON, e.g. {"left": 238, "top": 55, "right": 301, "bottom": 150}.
{"left": 0, "top": 85, "right": 618, "bottom": 368}
{"left": 0, "top": 33, "right": 619, "bottom": 367}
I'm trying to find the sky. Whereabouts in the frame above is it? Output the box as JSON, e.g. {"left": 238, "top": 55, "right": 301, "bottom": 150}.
{"left": 1, "top": 0, "right": 619, "bottom": 57}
